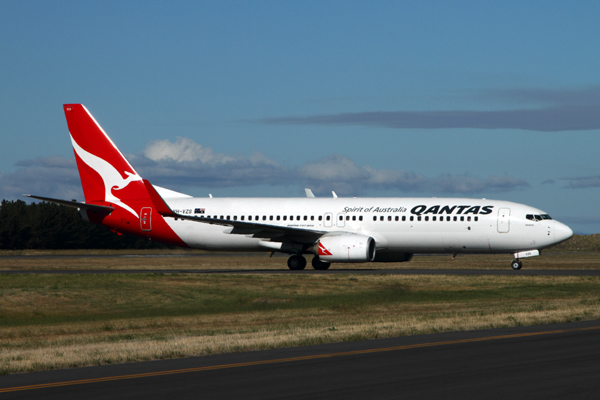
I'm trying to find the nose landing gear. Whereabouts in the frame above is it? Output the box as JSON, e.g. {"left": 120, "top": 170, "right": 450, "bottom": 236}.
{"left": 511, "top": 259, "right": 523, "bottom": 270}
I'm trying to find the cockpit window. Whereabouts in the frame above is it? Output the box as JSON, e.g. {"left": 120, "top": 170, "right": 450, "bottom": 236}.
{"left": 527, "top": 213, "right": 553, "bottom": 221}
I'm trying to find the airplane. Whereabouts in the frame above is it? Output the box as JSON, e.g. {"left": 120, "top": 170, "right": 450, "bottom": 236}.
{"left": 25, "top": 104, "right": 573, "bottom": 270}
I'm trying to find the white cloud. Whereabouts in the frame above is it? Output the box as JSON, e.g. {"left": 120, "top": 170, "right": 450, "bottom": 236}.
{"left": 2, "top": 138, "right": 529, "bottom": 200}
{"left": 143, "top": 137, "right": 234, "bottom": 163}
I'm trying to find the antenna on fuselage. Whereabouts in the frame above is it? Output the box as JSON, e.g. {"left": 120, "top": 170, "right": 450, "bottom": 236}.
{"left": 305, "top": 188, "right": 315, "bottom": 198}
{"left": 332, "top": 191, "right": 338, "bottom": 198}
{"left": 209, "top": 194, "right": 213, "bottom": 198}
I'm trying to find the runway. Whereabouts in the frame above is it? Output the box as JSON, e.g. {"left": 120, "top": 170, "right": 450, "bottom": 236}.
{"left": 2, "top": 268, "right": 600, "bottom": 276}
{"left": 2, "top": 319, "right": 599, "bottom": 399}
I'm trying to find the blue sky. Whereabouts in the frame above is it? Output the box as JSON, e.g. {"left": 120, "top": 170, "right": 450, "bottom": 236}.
{"left": 1, "top": 1, "right": 600, "bottom": 234}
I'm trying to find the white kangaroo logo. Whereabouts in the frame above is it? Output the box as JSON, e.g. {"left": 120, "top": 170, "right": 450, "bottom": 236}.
{"left": 71, "top": 135, "right": 142, "bottom": 218}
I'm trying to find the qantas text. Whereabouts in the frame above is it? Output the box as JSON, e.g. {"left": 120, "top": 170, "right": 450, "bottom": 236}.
{"left": 411, "top": 205, "right": 494, "bottom": 215}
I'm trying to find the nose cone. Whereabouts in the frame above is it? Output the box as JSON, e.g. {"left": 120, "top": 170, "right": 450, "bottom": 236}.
{"left": 555, "top": 221, "right": 574, "bottom": 244}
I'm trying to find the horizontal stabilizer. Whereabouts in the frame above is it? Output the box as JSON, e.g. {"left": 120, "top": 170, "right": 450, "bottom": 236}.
{"left": 23, "top": 194, "right": 115, "bottom": 212}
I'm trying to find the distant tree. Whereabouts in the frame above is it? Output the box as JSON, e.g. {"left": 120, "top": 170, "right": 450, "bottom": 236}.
{"left": 0, "top": 200, "right": 174, "bottom": 250}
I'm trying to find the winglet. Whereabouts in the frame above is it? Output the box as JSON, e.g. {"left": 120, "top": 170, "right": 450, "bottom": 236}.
{"left": 143, "top": 179, "right": 176, "bottom": 217}
{"left": 305, "top": 188, "right": 315, "bottom": 198}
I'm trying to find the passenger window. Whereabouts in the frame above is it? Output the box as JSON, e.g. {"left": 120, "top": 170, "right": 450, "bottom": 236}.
{"left": 359, "top": 216, "right": 363, "bottom": 221}
{"left": 395, "top": 216, "right": 399, "bottom": 221}
{"left": 417, "top": 216, "right": 422, "bottom": 221}
{"left": 346, "top": 216, "right": 350, "bottom": 221}
{"left": 326, "top": 215, "right": 330, "bottom": 221}
{"left": 297, "top": 216, "right": 300, "bottom": 220}
{"left": 255, "top": 216, "right": 259, "bottom": 221}
{"left": 474, "top": 216, "right": 478, "bottom": 222}
{"left": 402, "top": 216, "right": 406, "bottom": 221}
{"left": 269, "top": 216, "right": 273, "bottom": 221}
{"left": 447, "top": 216, "right": 451, "bottom": 221}
{"left": 432, "top": 216, "right": 436, "bottom": 221}
{"left": 248, "top": 216, "right": 252, "bottom": 221}
{"left": 467, "top": 216, "right": 471, "bottom": 222}
{"left": 283, "top": 216, "right": 287, "bottom": 221}
{"left": 453, "top": 216, "right": 457, "bottom": 221}
{"left": 388, "top": 216, "right": 392, "bottom": 221}
{"left": 319, "top": 216, "right": 323, "bottom": 221}
{"left": 460, "top": 216, "right": 464, "bottom": 221}
{"left": 410, "top": 216, "right": 414, "bottom": 221}
{"left": 262, "top": 216, "right": 266, "bottom": 221}
{"left": 276, "top": 216, "right": 280, "bottom": 221}
{"left": 380, "top": 216, "right": 384, "bottom": 221}
{"left": 290, "top": 216, "right": 294, "bottom": 220}
{"left": 241, "top": 216, "right": 245, "bottom": 221}
{"left": 311, "top": 216, "right": 314, "bottom": 221}
{"left": 424, "top": 216, "right": 429, "bottom": 221}
{"left": 373, "top": 216, "right": 377, "bottom": 221}
{"left": 233, "top": 216, "right": 237, "bottom": 221}
{"left": 352, "top": 216, "right": 356, "bottom": 221}
{"left": 304, "top": 216, "right": 308, "bottom": 221}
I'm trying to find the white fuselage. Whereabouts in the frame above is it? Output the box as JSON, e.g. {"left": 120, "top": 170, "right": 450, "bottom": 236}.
{"left": 160, "top": 196, "right": 573, "bottom": 255}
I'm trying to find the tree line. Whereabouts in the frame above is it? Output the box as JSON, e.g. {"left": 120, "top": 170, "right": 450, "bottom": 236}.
{"left": 0, "top": 200, "right": 172, "bottom": 250}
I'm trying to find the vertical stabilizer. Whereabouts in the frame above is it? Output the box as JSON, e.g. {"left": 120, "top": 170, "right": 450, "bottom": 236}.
{"left": 63, "top": 104, "right": 145, "bottom": 217}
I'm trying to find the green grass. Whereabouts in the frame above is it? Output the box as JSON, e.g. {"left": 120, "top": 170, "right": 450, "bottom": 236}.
{"left": 2, "top": 274, "right": 599, "bottom": 327}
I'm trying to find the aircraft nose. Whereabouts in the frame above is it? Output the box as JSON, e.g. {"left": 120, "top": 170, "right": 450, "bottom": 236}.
{"left": 554, "top": 221, "right": 573, "bottom": 244}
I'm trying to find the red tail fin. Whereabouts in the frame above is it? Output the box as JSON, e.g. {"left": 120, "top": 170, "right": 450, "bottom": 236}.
{"left": 64, "top": 104, "right": 146, "bottom": 217}
{"left": 63, "top": 104, "right": 188, "bottom": 247}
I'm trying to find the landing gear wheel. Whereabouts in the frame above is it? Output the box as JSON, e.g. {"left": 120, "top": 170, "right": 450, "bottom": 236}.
{"left": 511, "top": 259, "right": 523, "bottom": 270}
{"left": 287, "top": 255, "right": 307, "bottom": 270}
{"left": 311, "top": 257, "right": 331, "bottom": 270}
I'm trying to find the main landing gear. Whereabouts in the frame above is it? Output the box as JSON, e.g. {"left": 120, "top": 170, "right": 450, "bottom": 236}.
{"left": 511, "top": 259, "right": 523, "bottom": 270}
{"left": 286, "top": 255, "right": 331, "bottom": 270}
{"left": 287, "top": 255, "right": 306, "bottom": 270}
{"left": 311, "top": 257, "right": 331, "bottom": 270}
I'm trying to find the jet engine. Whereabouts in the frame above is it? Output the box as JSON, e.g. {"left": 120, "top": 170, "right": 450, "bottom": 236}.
{"left": 314, "top": 234, "right": 376, "bottom": 263}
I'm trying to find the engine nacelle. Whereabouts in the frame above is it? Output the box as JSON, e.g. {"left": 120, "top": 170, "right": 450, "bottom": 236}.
{"left": 315, "top": 234, "right": 376, "bottom": 263}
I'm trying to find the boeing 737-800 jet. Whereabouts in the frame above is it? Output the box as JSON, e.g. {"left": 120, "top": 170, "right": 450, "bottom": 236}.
{"left": 26, "top": 104, "right": 573, "bottom": 270}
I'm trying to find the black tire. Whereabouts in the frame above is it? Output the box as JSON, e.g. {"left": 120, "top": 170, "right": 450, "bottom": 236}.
{"left": 511, "top": 259, "right": 522, "bottom": 270}
{"left": 287, "top": 255, "right": 307, "bottom": 270}
{"left": 311, "top": 257, "right": 331, "bottom": 270}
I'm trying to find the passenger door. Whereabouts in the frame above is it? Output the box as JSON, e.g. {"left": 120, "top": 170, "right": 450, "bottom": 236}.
{"left": 141, "top": 207, "right": 152, "bottom": 231}
{"left": 497, "top": 208, "right": 510, "bottom": 233}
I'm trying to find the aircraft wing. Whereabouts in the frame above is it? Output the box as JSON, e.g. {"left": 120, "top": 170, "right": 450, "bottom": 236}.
{"left": 23, "top": 194, "right": 115, "bottom": 212}
{"left": 143, "top": 180, "right": 326, "bottom": 244}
